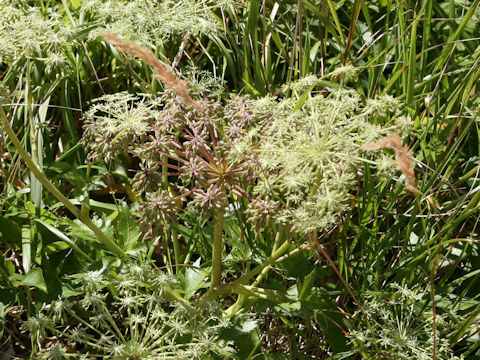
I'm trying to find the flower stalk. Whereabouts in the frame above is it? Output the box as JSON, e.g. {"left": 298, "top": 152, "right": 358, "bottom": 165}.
{"left": 210, "top": 207, "right": 225, "bottom": 289}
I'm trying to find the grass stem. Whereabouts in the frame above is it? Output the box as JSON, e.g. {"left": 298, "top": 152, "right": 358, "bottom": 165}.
{"left": 0, "top": 103, "right": 128, "bottom": 260}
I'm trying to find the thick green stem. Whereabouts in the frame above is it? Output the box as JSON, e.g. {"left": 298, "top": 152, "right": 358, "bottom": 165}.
{"left": 210, "top": 208, "right": 225, "bottom": 289}
{"left": 0, "top": 104, "right": 127, "bottom": 260}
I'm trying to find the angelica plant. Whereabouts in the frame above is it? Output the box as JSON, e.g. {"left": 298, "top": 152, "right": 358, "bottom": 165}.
{"left": 81, "top": 90, "right": 259, "bottom": 286}
{"left": 81, "top": 34, "right": 416, "bottom": 312}
{"left": 232, "top": 84, "right": 414, "bottom": 234}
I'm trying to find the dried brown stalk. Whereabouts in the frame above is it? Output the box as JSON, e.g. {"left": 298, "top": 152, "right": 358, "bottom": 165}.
{"left": 100, "top": 31, "right": 202, "bottom": 110}
{"left": 364, "top": 134, "right": 418, "bottom": 193}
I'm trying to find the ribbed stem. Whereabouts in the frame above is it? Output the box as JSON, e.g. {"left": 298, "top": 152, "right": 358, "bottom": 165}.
{"left": 210, "top": 208, "right": 225, "bottom": 288}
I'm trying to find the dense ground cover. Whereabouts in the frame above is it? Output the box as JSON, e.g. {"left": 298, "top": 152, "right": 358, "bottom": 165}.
{"left": 0, "top": 0, "right": 479, "bottom": 358}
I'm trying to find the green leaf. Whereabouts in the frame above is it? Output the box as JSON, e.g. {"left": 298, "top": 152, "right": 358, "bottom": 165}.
{"left": 44, "top": 241, "right": 70, "bottom": 253}
{"left": 4, "top": 260, "right": 15, "bottom": 277}
{"left": 61, "top": 284, "right": 83, "bottom": 297}
{"left": 298, "top": 269, "right": 317, "bottom": 300}
{"left": 45, "top": 161, "right": 87, "bottom": 189}
{"left": 68, "top": 0, "right": 82, "bottom": 9}
{"left": 180, "top": 258, "right": 208, "bottom": 299}
{"left": 0, "top": 252, "right": 15, "bottom": 284}
{"left": 19, "top": 268, "right": 47, "bottom": 293}
{"left": 0, "top": 218, "right": 21, "bottom": 248}
{"left": 25, "top": 202, "right": 58, "bottom": 224}
{"left": 115, "top": 205, "right": 140, "bottom": 253}
{"left": 305, "top": 290, "right": 351, "bottom": 353}
{"left": 0, "top": 302, "right": 8, "bottom": 338}
{"left": 35, "top": 219, "right": 93, "bottom": 261}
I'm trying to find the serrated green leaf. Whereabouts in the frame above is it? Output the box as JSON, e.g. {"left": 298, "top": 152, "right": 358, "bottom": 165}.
{"left": 115, "top": 206, "right": 140, "bottom": 253}
{"left": 181, "top": 258, "right": 207, "bottom": 299}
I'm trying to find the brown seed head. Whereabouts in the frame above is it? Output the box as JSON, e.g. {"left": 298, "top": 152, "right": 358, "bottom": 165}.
{"left": 100, "top": 31, "right": 202, "bottom": 111}
{"left": 363, "top": 134, "right": 418, "bottom": 193}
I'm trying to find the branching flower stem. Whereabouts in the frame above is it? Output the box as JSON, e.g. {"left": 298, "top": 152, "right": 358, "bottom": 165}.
{"left": 224, "top": 230, "right": 284, "bottom": 315}
{"left": 206, "top": 237, "right": 292, "bottom": 302}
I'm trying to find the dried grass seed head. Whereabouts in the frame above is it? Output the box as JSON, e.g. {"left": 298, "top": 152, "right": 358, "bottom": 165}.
{"left": 363, "top": 134, "right": 417, "bottom": 193}
{"left": 100, "top": 31, "right": 201, "bottom": 110}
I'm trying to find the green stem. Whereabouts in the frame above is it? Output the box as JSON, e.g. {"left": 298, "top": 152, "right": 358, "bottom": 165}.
{"left": 210, "top": 208, "right": 225, "bottom": 289}
{"left": 206, "top": 237, "right": 292, "bottom": 299}
{"left": 226, "top": 230, "right": 283, "bottom": 314}
{"left": 235, "top": 238, "right": 291, "bottom": 286}
{"left": 2, "top": 104, "right": 191, "bottom": 305}
{"left": 61, "top": 0, "right": 76, "bottom": 26}
{"left": 80, "top": 162, "right": 92, "bottom": 219}
{"left": 0, "top": 104, "right": 127, "bottom": 260}
{"left": 162, "top": 228, "right": 173, "bottom": 274}
{"left": 455, "top": 164, "right": 480, "bottom": 187}
{"left": 168, "top": 185, "right": 181, "bottom": 272}
{"left": 171, "top": 224, "right": 181, "bottom": 273}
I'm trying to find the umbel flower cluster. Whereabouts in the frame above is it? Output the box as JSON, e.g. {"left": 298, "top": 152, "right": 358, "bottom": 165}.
{"left": 82, "top": 0, "right": 221, "bottom": 45}
{"left": 82, "top": 91, "right": 264, "bottom": 237}
{"left": 0, "top": 0, "right": 224, "bottom": 68}
{"left": 82, "top": 79, "right": 412, "bottom": 235}
{"left": 0, "top": 1, "right": 75, "bottom": 68}
{"left": 231, "top": 89, "right": 409, "bottom": 232}
{"left": 23, "top": 263, "right": 231, "bottom": 359}
{"left": 349, "top": 283, "right": 465, "bottom": 360}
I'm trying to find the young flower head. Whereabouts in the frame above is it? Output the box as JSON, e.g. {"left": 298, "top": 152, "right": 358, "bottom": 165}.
{"left": 349, "top": 283, "right": 463, "bottom": 360}
{"left": 81, "top": 92, "right": 156, "bottom": 163}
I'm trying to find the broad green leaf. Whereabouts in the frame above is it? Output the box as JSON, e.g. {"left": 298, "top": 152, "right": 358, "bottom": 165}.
{"left": 0, "top": 218, "right": 21, "bottom": 248}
